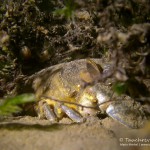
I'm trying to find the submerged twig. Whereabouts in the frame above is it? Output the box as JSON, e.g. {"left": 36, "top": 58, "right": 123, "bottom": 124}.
{"left": 41, "top": 95, "right": 150, "bottom": 110}
{"left": 41, "top": 95, "right": 115, "bottom": 110}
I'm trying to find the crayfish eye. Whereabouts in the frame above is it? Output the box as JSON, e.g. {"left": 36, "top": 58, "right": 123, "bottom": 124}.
{"left": 77, "top": 84, "right": 81, "bottom": 90}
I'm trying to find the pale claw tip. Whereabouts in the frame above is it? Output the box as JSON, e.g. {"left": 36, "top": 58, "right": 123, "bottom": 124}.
{"left": 61, "top": 105, "right": 85, "bottom": 123}
{"left": 43, "top": 103, "right": 58, "bottom": 122}
{"left": 106, "top": 103, "right": 145, "bottom": 129}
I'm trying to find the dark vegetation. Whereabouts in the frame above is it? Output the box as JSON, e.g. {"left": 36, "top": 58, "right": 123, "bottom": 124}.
{"left": 0, "top": 0, "right": 150, "bottom": 115}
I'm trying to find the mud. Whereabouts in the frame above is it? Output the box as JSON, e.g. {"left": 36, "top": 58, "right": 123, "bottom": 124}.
{"left": 0, "top": 116, "right": 149, "bottom": 150}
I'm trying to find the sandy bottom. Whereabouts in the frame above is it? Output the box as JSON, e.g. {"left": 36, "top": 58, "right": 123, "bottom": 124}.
{"left": 0, "top": 116, "right": 149, "bottom": 150}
